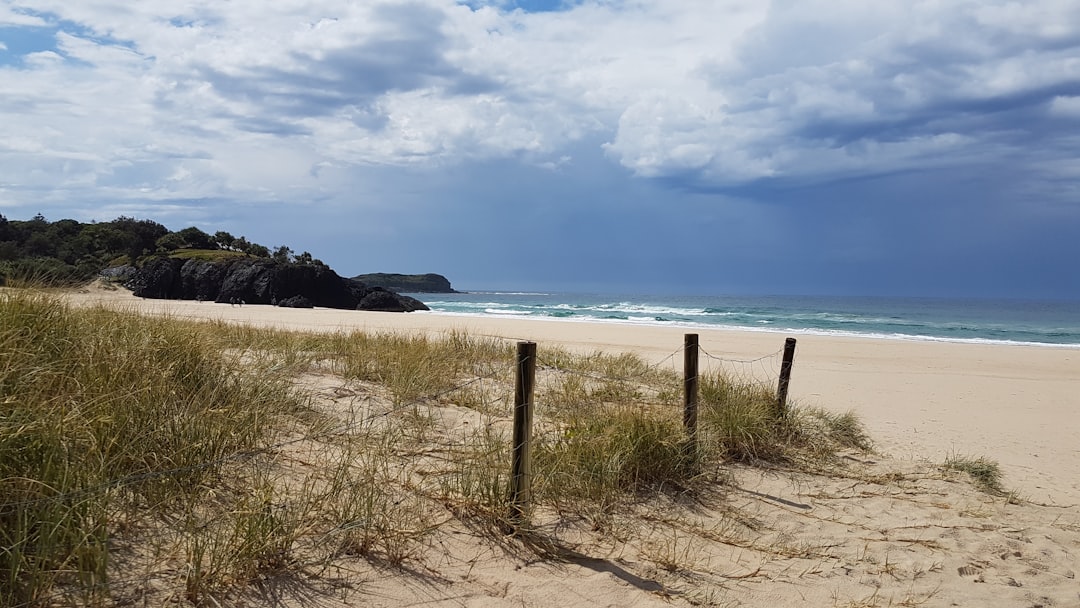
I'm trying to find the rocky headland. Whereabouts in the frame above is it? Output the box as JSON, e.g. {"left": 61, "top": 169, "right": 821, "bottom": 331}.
{"left": 351, "top": 272, "right": 457, "bottom": 293}
{"left": 125, "top": 257, "right": 428, "bottom": 312}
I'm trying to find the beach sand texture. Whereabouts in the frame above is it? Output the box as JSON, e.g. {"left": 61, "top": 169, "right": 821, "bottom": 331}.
{"left": 63, "top": 285, "right": 1080, "bottom": 606}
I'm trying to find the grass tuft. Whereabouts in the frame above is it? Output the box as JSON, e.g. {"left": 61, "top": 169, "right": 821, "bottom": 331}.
{"left": 534, "top": 402, "right": 696, "bottom": 525}
{"left": 943, "top": 454, "right": 1004, "bottom": 495}
{"left": 698, "top": 372, "right": 872, "bottom": 465}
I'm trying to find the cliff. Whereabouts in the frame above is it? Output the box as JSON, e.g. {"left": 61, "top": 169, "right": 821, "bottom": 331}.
{"left": 351, "top": 273, "right": 457, "bottom": 293}
{"left": 126, "top": 257, "right": 428, "bottom": 312}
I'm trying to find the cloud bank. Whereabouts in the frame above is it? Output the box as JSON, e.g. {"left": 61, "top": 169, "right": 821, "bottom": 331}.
{"left": 4, "top": 1, "right": 1078, "bottom": 201}
{"left": 1, "top": 0, "right": 1078, "bottom": 296}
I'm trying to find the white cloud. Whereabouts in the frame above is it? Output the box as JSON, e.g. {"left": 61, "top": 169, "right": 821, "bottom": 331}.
{"left": 0, "top": 4, "right": 48, "bottom": 27}
{"left": 0, "top": 0, "right": 1078, "bottom": 211}
{"left": 1049, "top": 95, "right": 1080, "bottom": 117}
{"left": 22, "top": 49, "right": 63, "bottom": 66}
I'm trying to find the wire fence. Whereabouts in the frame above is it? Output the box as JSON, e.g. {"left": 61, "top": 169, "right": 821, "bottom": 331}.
{"left": 4, "top": 334, "right": 793, "bottom": 495}
{"left": 3, "top": 331, "right": 796, "bottom": 607}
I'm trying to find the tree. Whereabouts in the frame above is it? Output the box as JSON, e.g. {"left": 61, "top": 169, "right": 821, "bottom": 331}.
{"left": 109, "top": 217, "right": 168, "bottom": 262}
{"left": 24, "top": 232, "right": 55, "bottom": 257}
{"left": 213, "top": 231, "right": 236, "bottom": 251}
{"left": 232, "top": 236, "right": 251, "bottom": 254}
{"left": 272, "top": 245, "right": 293, "bottom": 263}
{"left": 0, "top": 241, "right": 16, "bottom": 261}
{"left": 155, "top": 233, "right": 186, "bottom": 252}
{"left": 80, "top": 223, "right": 130, "bottom": 259}
{"left": 48, "top": 219, "right": 85, "bottom": 263}
{"left": 175, "top": 226, "right": 215, "bottom": 250}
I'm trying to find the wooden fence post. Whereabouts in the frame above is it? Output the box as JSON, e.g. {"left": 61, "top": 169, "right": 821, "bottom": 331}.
{"left": 776, "top": 337, "right": 797, "bottom": 418}
{"left": 509, "top": 341, "right": 537, "bottom": 524}
{"left": 684, "top": 333, "right": 699, "bottom": 457}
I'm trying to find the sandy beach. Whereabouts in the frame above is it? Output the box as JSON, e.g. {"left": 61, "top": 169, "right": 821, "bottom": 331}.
{"left": 71, "top": 285, "right": 1079, "bottom": 505}
{"left": 59, "top": 285, "right": 1080, "bottom": 607}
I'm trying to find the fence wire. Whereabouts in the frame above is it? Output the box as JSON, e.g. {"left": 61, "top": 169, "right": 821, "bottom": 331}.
{"left": 4, "top": 337, "right": 790, "bottom": 511}
{"left": 699, "top": 344, "right": 786, "bottom": 395}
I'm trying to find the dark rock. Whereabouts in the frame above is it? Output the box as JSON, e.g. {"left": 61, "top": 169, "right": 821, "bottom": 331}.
{"left": 277, "top": 295, "right": 314, "bottom": 308}
{"left": 127, "top": 257, "right": 184, "bottom": 299}
{"left": 351, "top": 272, "right": 457, "bottom": 293}
{"left": 268, "top": 262, "right": 360, "bottom": 309}
{"left": 99, "top": 265, "right": 137, "bottom": 282}
{"left": 394, "top": 293, "right": 429, "bottom": 313}
{"left": 126, "top": 256, "right": 429, "bottom": 312}
{"left": 180, "top": 259, "right": 226, "bottom": 302}
{"left": 359, "top": 289, "right": 418, "bottom": 312}
{"left": 216, "top": 259, "right": 275, "bottom": 304}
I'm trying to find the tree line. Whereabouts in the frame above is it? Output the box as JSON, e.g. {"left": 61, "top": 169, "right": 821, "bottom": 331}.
{"left": 0, "top": 213, "right": 325, "bottom": 286}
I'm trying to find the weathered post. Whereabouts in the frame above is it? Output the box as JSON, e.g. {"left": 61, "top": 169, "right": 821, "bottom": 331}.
{"left": 776, "top": 337, "right": 797, "bottom": 418}
{"left": 683, "top": 333, "right": 699, "bottom": 458}
{"left": 509, "top": 341, "right": 537, "bottom": 524}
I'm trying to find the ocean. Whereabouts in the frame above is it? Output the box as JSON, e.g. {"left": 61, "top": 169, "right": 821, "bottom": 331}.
{"left": 409, "top": 292, "right": 1080, "bottom": 347}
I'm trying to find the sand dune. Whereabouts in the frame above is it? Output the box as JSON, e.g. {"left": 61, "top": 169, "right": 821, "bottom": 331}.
{"left": 70, "top": 284, "right": 1079, "bottom": 505}
{"left": 63, "top": 285, "right": 1080, "bottom": 607}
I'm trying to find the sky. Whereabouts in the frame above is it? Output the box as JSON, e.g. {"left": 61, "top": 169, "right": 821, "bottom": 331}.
{"left": 1, "top": 0, "right": 1079, "bottom": 299}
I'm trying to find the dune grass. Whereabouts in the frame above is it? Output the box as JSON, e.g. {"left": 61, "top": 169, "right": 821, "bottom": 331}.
{"left": 1, "top": 287, "right": 874, "bottom": 605}
{"left": 943, "top": 454, "right": 1005, "bottom": 495}
{"left": 0, "top": 291, "right": 311, "bottom": 605}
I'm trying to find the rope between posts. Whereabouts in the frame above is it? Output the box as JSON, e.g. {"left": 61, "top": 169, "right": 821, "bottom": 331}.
{"left": 535, "top": 345, "right": 683, "bottom": 383}
{"left": 698, "top": 345, "right": 784, "bottom": 365}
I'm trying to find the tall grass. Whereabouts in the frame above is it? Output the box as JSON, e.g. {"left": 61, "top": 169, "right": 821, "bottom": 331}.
{"left": 332, "top": 330, "right": 512, "bottom": 404}
{"left": 2, "top": 286, "right": 874, "bottom": 604}
{"left": 0, "top": 290, "right": 306, "bottom": 605}
{"left": 535, "top": 403, "right": 693, "bottom": 519}
{"left": 698, "top": 372, "right": 871, "bottom": 463}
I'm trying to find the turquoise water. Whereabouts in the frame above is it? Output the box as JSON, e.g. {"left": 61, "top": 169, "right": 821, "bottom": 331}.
{"left": 410, "top": 292, "right": 1080, "bottom": 347}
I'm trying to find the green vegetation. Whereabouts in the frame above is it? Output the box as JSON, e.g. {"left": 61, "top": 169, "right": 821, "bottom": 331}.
{"left": 944, "top": 454, "right": 1005, "bottom": 494}
{"left": 0, "top": 288, "right": 873, "bottom": 605}
{"left": 165, "top": 248, "right": 253, "bottom": 262}
{"left": 0, "top": 213, "right": 326, "bottom": 287}
{"left": 0, "top": 291, "right": 309, "bottom": 605}
{"left": 700, "top": 369, "right": 871, "bottom": 464}
{"left": 352, "top": 272, "right": 456, "bottom": 293}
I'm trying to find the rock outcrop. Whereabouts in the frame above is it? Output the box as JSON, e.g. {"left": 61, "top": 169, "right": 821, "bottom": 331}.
{"left": 127, "top": 257, "right": 428, "bottom": 312}
{"left": 351, "top": 272, "right": 457, "bottom": 293}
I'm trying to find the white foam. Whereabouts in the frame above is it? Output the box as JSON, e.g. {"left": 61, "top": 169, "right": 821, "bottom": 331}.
{"left": 421, "top": 310, "right": 1080, "bottom": 349}
{"left": 484, "top": 308, "right": 530, "bottom": 315}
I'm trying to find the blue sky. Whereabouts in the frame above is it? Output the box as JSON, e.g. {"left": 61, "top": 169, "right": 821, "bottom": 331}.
{"left": 1, "top": 0, "right": 1079, "bottom": 298}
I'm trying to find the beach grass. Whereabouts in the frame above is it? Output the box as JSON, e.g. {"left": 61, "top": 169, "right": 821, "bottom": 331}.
{"left": 943, "top": 454, "right": 1005, "bottom": 495}
{"left": 0, "top": 287, "right": 874, "bottom": 605}
{"left": 0, "top": 290, "right": 310, "bottom": 605}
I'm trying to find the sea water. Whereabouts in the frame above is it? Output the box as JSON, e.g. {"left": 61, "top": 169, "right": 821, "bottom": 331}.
{"left": 409, "top": 292, "right": 1080, "bottom": 347}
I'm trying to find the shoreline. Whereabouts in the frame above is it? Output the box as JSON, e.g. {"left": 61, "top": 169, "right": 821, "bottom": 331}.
{"left": 416, "top": 291, "right": 1080, "bottom": 348}
{"left": 415, "top": 309, "right": 1080, "bottom": 349}
{"left": 63, "top": 287, "right": 1080, "bottom": 505}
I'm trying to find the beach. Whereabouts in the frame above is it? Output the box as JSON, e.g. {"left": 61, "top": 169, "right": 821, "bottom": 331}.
{"left": 72, "top": 285, "right": 1080, "bottom": 505}
{"left": 57, "top": 285, "right": 1080, "bottom": 607}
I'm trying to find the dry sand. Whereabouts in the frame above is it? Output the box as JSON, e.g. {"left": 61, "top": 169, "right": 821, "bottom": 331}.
{"left": 70, "top": 284, "right": 1079, "bottom": 505}
{"left": 65, "top": 285, "right": 1080, "bottom": 607}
